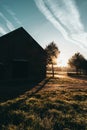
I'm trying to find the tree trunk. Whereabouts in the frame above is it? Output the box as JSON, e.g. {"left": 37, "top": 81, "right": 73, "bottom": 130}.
{"left": 52, "top": 63, "right": 54, "bottom": 77}
{"left": 76, "top": 67, "right": 78, "bottom": 75}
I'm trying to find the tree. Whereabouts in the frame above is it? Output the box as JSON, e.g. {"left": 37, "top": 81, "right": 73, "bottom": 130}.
{"left": 68, "top": 52, "right": 85, "bottom": 74}
{"left": 45, "top": 41, "right": 60, "bottom": 77}
{"left": 81, "top": 59, "right": 87, "bottom": 75}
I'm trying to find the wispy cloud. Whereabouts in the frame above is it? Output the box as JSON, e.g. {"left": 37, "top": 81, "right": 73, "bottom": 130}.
{"left": 0, "top": 5, "right": 22, "bottom": 36}
{"left": 34, "top": 0, "right": 68, "bottom": 39}
{"left": 4, "top": 6, "right": 22, "bottom": 25}
{"left": 0, "top": 26, "right": 7, "bottom": 35}
{"left": 34, "top": 0, "right": 87, "bottom": 51}
{"left": 0, "top": 12, "right": 15, "bottom": 31}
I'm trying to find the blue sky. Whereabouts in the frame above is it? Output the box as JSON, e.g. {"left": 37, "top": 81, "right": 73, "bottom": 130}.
{"left": 0, "top": 0, "right": 87, "bottom": 66}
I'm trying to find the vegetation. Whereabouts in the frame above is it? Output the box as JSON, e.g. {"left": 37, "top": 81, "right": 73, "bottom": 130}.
{"left": 45, "top": 41, "right": 60, "bottom": 77}
{"left": 68, "top": 52, "right": 87, "bottom": 75}
{"left": 0, "top": 77, "right": 87, "bottom": 130}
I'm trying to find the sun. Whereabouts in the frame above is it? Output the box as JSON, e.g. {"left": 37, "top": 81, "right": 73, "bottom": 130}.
{"left": 57, "top": 60, "right": 67, "bottom": 67}
{"left": 56, "top": 55, "right": 68, "bottom": 67}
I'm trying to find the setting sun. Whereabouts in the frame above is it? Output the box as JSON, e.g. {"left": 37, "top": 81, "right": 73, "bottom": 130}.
{"left": 57, "top": 55, "right": 68, "bottom": 67}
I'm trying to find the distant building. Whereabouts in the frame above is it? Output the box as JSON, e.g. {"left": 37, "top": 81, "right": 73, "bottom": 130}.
{"left": 0, "top": 27, "right": 46, "bottom": 81}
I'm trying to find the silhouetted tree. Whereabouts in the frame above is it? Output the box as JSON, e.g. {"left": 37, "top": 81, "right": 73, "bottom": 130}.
{"left": 45, "top": 41, "right": 60, "bottom": 77}
{"left": 81, "top": 59, "right": 87, "bottom": 75}
{"left": 68, "top": 52, "right": 86, "bottom": 74}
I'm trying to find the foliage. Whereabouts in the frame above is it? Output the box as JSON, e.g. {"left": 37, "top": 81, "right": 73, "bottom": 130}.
{"left": 68, "top": 52, "right": 87, "bottom": 74}
{"left": 45, "top": 41, "right": 60, "bottom": 77}
{"left": 45, "top": 41, "right": 59, "bottom": 64}
{"left": 81, "top": 59, "right": 87, "bottom": 74}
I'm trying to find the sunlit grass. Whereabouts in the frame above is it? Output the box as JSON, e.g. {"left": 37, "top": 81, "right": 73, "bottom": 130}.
{"left": 0, "top": 77, "right": 87, "bottom": 130}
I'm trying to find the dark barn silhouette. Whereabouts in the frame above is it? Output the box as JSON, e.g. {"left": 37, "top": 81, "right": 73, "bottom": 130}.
{"left": 0, "top": 27, "right": 46, "bottom": 82}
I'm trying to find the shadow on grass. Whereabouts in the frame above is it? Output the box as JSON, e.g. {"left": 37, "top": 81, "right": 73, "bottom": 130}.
{"left": 32, "top": 77, "right": 52, "bottom": 94}
{"left": 67, "top": 73, "right": 87, "bottom": 80}
{"left": 0, "top": 79, "right": 41, "bottom": 102}
{"left": 0, "top": 77, "right": 52, "bottom": 102}
{"left": 0, "top": 77, "right": 87, "bottom": 130}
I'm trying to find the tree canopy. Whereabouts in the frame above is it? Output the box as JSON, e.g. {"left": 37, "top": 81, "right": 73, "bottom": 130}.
{"left": 45, "top": 41, "right": 60, "bottom": 64}
{"left": 68, "top": 52, "right": 87, "bottom": 75}
{"left": 45, "top": 41, "right": 60, "bottom": 77}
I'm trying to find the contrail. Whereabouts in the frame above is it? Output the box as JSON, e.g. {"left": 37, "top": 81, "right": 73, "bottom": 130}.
{"left": 34, "top": 0, "right": 87, "bottom": 50}
{"left": 4, "top": 6, "right": 22, "bottom": 25}
{"left": 0, "top": 12, "right": 15, "bottom": 31}
{"left": 34, "top": 0, "right": 69, "bottom": 39}
{"left": 0, "top": 26, "right": 7, "bottom": 35}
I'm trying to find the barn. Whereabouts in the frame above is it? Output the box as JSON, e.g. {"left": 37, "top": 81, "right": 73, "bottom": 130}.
{"left": 0, "top": 27, "right": 46, "bottom": 81}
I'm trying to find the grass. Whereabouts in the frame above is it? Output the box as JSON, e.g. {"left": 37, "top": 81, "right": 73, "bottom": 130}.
{"left": 0, "top": 76, "right": 87, "bottom": 130}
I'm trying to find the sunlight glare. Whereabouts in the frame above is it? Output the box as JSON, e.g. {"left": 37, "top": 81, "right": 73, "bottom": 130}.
{"left": 57, "top": 55, "right": 68, "bottom": 67}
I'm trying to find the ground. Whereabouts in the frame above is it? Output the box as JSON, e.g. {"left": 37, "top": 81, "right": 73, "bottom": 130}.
{"left": 0, "top": 73, "right": 87, "bottom": 130}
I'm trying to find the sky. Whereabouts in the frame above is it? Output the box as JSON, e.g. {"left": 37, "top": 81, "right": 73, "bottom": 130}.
{"left": 0, "top": 0, "right": 87, "bottom": 66}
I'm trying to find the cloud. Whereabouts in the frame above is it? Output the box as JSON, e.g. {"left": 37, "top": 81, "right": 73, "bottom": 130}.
{"left": 0, "top": 27, "right": 7, "bottom": 35}
{"left": 4, "top": 6, "right": 22, "bottom": 25}
{"left": 0, "top": 6, "right": 22, "bottom": 36}
{"left": 0, "top": 12, "right": 15, "bottom": 31}
{"left": 34, "top": 0, "right": 68, "bottom": 39}
{"left": 34, "top": 0, "right": 87, "bottom": 51}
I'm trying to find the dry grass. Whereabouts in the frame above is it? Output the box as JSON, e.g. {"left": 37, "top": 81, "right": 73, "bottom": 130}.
{"left": 0, "top": 76, "right": 87, "bottom": 130}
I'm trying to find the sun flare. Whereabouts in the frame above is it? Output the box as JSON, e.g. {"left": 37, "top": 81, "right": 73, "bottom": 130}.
{"left": 57, "top": 55, "right": 68, "bottom": 67}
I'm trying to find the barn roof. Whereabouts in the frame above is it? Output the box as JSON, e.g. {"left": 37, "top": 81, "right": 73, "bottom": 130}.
{"left": 0, "top": 27, "right": 47, "bottom": 62}
{"left": 0, "top": 27, "right": 45, "bottom": 53}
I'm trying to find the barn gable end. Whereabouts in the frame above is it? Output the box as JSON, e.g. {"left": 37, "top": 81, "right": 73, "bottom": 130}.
{"left": 0, "top": 27, "right": 46, "bottom": 81}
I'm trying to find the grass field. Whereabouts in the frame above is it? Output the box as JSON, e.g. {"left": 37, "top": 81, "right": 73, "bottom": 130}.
{"left": 0, "top": 74, "right": 87, "bottom": 130}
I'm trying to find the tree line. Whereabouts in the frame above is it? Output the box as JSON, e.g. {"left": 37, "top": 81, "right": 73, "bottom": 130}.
{"left": 45, "top": 42, "right": 87, "bottom": 76}
{"left": 68, "top": 52, "right": 87, "bottom": 75}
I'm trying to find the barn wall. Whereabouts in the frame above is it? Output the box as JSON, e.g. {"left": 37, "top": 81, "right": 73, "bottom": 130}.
{"left": 0, "top": 27, "right": 46, "bottom": 81}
